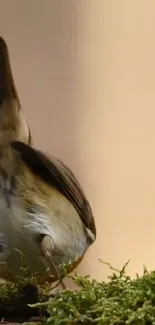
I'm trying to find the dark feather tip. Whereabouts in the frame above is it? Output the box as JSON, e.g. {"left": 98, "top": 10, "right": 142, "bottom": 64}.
{"left": 0, "top": 36, "right": 20, "bottom": 106}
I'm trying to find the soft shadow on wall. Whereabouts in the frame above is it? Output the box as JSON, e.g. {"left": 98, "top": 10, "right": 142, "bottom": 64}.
{"left": 0, "top": 0, "right": 78, "bottom": 160}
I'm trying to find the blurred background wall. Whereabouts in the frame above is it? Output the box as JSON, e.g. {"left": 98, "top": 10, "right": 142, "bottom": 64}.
{"left": 1, "top": 0, "right": 155, "bottom": 281}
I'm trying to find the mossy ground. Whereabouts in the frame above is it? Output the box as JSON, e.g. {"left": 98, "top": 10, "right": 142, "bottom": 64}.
{"left": 2, "top": 260, "right": 155, "bottom": 324}
{"left": 0, "top": 270, "right": 51, "bottom": 322}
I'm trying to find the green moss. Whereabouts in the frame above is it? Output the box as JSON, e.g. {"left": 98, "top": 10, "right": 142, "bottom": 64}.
{"left": 0, "top": 253, "right": 72, "bottom": 321}
{"left": 30, "top": 261, "right": 155, "bottom": 325}
{"left": 3, "top": 260, "right": 155, "bottom": 324}
{"left": 0, "top": 254, "right": 53, "bottom": 320}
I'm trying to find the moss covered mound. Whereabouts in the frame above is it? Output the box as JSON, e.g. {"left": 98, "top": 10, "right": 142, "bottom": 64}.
{"left": 32, "top": 261, "right": 155, "bottom": 325}
{"left": 2, "top": 261, "right": 155, "bottom": 324}
{"left": 0, "top": 275, "right": 50, "bottom": 322}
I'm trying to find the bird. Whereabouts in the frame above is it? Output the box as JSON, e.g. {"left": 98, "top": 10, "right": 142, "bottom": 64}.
{"left": 0, "top": 36, "right": 96, "bottom": 284}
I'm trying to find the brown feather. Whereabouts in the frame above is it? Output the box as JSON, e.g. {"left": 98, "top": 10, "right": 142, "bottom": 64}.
{"left": 0, "top": 37, "right": 32, "bottom": 146}
{"left": 0, "top": 37, "right": 21, "bottom": 107}
{"left": 11, "top": 141, "right": 96, "bottom": 242}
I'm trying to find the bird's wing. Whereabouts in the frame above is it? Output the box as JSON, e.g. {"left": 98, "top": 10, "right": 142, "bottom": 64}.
{"left": 11, "top": 141, "right": 96, "bottom": 242}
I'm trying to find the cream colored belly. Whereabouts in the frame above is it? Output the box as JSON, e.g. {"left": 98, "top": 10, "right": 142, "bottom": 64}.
{"left": 0, "top": 197, "right": 46, "bottom": 276}
{"left": 0, "top": 196, "right": 88, "bottom": 277}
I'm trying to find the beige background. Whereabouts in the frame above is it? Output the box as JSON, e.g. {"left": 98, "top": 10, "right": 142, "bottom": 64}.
{"left": 1, "top": 0, "right": 155, "bottom": 281}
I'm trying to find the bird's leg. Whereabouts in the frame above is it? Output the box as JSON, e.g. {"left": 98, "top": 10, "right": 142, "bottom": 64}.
{"left": 40, "top": 235, "right": 66, "bottom": 290}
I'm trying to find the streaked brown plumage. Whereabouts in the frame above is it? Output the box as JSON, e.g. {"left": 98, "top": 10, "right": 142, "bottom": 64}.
{"left": 0, "top": 37, "right": 96, "bottom": 282}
